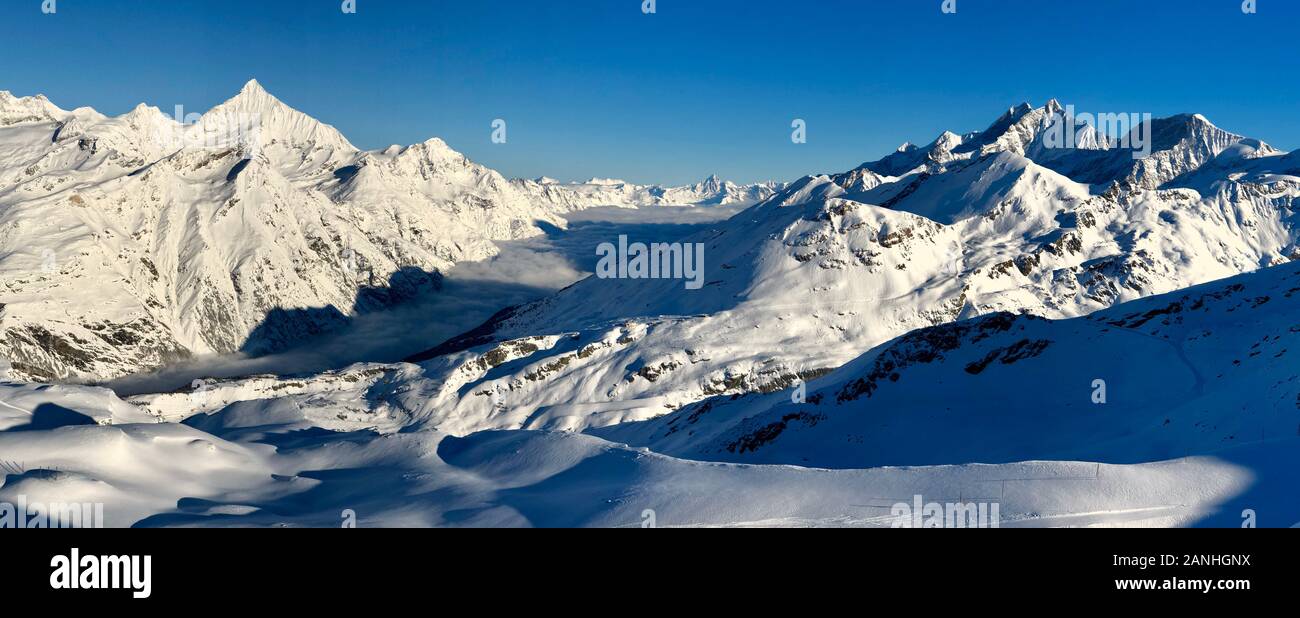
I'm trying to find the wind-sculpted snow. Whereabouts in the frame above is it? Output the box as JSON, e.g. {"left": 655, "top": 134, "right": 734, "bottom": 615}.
{"left": 0, "top": 374, "right": 1293, "bottom": 527}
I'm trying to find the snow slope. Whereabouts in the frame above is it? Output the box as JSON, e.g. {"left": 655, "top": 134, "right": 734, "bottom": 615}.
{"left": 1, "top": 380, "right": 1293, "bottom": 528}
{"left": 592, "top": 259, "right": 1300, "bottom": 472}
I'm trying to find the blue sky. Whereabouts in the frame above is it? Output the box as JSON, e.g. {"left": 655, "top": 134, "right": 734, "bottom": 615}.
{"left": 2, "top": 0, "right": 1297, "bottom": 185}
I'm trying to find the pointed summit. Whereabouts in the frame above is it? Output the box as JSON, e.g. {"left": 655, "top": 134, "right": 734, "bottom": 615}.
{"left": 221, "top": 78, "right": 285, "bottom": 112}
{"left": 121, "top": 102, "right": 171, "bottom": 127}
{"left": 696, "top": 174, "right": 725, "bottom": 194}
{"left": 395, "top": 136, "right": 466, "bottom": 164}
{"left": 204, "top": 78, "right": 357, "bottom": 159}
{"left": 935, "top": 130, "right": 962, "bottom": 146}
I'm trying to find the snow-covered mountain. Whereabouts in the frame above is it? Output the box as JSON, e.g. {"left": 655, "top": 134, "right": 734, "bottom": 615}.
{"left": 4, "top": 95, "right": 1299, "bottom": 528}
{"left": 514, "top": 174, "right": 784, "bottom": 209}
{"left": 0, "top": 81, "right": 761, "bottom": 383}
{"left": 377, "top": 101, "right": 1299, "bottom": 433}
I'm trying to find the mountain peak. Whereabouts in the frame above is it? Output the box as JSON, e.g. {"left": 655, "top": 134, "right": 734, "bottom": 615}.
{"left": 404, "top": 136, "right": 465, "bottom": 162}
{"left": 204, "top": 78, "right": 357, "bottom": 157}
{"left": 1172, "top": 112, "right": 1214, "bottom": 128}
{"left": 0, "top": 90, "right": 68, "bottom": 124}
{"left": 222, "top": 78, "right": 285, "bottom": 111}
{"left": 1005, "top": 102, "right": 1034, "bottom": 119}
{"left": 936, "top": 130, "right": 961, "bottom": 143}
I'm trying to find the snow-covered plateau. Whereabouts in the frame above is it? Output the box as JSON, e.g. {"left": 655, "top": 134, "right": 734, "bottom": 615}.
{"left": 1, "top": 86, "right": 1298, "bottom": 527}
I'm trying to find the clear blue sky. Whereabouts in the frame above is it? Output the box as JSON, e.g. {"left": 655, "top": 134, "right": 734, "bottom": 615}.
{"left": 2, "top": 0, "right": 1296, "bottom": 185}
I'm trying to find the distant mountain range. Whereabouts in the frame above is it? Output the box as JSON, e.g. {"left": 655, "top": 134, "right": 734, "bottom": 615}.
{"left": 515, "top": 174, "right": 784, "bottom": 210}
